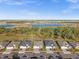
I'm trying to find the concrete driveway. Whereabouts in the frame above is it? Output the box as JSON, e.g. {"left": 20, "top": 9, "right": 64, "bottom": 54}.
{"left": 62, "top": 49, "right": 71, "bottom": 54}
{"left": 2, "top": 49, "right": 12, "bottom": 54}
{"left": 18, "top": 49, "right": 26, "bottom": 54}
{"left": 33, "top": 48, "right": 40, "bottom": 53}
{"left": 46, "top": 48, "right": 53, "bottom": 54}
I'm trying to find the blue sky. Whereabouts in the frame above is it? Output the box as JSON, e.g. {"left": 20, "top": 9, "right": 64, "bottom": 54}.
{"left": 0, "top": 0, "right": 79, "bottom": 20}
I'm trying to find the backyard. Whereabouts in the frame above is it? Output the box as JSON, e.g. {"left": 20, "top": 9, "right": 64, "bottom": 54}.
{"left": 0, "top": 27, "right": 79, "bottom": 41}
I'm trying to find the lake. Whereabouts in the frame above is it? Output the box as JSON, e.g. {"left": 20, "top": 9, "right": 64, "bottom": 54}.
{"left": 32, "top": 23, "right": 64, "bottom": 27}
{"left": 0, "top": 24, "right": 15, "bottom": 28}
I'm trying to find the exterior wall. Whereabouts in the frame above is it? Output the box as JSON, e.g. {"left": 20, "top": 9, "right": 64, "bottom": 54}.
{"left": 13, "top": 46, "right": 18, "bottom": 49}
{"left": 33, "top": 46, "right": 40, "bottom": 49}
{"left": 61, "top": 46, "right": 72, "bottom": 50}
{"left": 26, "top": 46, "right": 30, "bottom": 48}
{"left": 46, "top": 46, "right": 52, "bottom": 49}
{"left": 61, "top": 46, "right": 68, "bottom": 50}
{"left": 6, "top": 47, "right": 13, "bottom": 50}
{"left": 20, "top": 46, "right": 26, "bottom": 49}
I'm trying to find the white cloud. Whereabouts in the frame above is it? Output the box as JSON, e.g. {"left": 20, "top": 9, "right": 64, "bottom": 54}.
{"left": 6, "top": 1, "right": 23, "bottom": 5}
{"left": 62, "top": 0, "right": 79, "bottom": 14}
{"left": 66, "top": 0, "right": 79, "bottom": 3}
{"left": 51, "top": 0, "right": 59, "bottom": 3}
{"left": 0, "top": 0, "right": 42, "bottom": 5}
{"left": 0, "top": 9, "right": 56, "bottom": 19}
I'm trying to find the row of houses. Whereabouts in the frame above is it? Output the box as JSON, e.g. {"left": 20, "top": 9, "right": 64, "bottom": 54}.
{"left": 0, "top": 40, "right": 32, "bottom": 50}
{"left": 57, "top": 40, "right": 79, "bottom": 50}
{"left": 0, "top": 40, "right": 79, "bottom": 52}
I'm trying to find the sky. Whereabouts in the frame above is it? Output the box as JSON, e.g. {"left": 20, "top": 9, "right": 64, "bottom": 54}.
{"left": 0, "top": 0, "right": 79, "bottom": 20}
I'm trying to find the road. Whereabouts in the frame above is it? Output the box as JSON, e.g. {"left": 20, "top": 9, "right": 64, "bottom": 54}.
{"left": 0, "top": 51, "right": 79, "bottom": 59}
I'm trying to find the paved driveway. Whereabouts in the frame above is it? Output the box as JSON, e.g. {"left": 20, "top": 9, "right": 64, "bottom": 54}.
{"left": 18, "top": 49, "right": 26, "bottom": 54}
{"left": 2, "top": 49, "right": 12, "bottom": 54}
{"left": 46, "top": 48, "right": 53, "bottom": 54}
{"left": 62, "top": 50, "right": 71, "bottom": 54}
{"left": 33, "top": 48, "right": 40, "bottom": 53}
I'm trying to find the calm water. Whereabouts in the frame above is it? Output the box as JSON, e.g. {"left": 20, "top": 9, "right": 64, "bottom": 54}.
{"left": 0, "top": 24, "right": 15, "bottom": 28}
{"left": 32, "top": 23, "right": 64, "bottom": 27}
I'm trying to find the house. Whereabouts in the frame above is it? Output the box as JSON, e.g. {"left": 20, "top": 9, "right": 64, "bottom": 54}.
{"left": 20, "top": 40, "right": 32, "bottom": 50}
{"left": 69, "top": 41, "right": 79, "bottom": 49}
{"left": 25, "top": 40, "right": 32, "bottom": 49}
{"left": 6, "top": 41, "right": 14, "bottom": 50}
{"left": 1, "top": 41, "right": 10, "bottom": 49}
{"left": 12, "top": 41, "right": 20, "bottom": 49}
{"left": 20, "top": 41, "right": 26, "bottom": 50}
{"left": 33, "top": 40, "right": 43, "bottom": 49}
{"left": 43, "top": 40, "right": 56, "bottom": 49}
{"left": 57, "top": 41, "right": 72, "bottom": 50}
{"left": 68, "top": 41, "right": 76, "bottom": 48}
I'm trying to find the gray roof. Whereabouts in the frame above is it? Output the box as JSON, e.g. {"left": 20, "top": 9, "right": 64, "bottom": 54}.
{"left": 57, "top": 41, "right": 70, "bottom": 46}
{"left": 12, "top": 41, "right": 20, "bottom": 46}
{"left": 20, "top": 41, "right": 26, "bottom": 46}
{"left": 68, "top": 42, "right": 76, "bottom": 48}
{"left": 7, "top": 41, "right": 13, "bottom": 47}
{"left": 57, "top": 41, "right": 64, "bottom": 46}
{"left": 44, "top": 40, "right": 55, "bottom": 47}
{"left": 25, "top": 40, "right": 32, "bottom": 46}
{"left": 2, "top": 41, "right": 10, "bottom": 47}
{"left": 57, "top": 41, "right": 72, "bottom": 49}
{"left": 20, "top": 40, "right": 32, "bottom": 46}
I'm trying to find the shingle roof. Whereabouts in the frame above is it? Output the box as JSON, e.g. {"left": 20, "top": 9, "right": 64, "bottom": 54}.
{"left": 20, "top": 41, "right": 26, "bottom": 46}
{"left": 7, "top": 41, "right": 13, "bottom": 47}
{"left": 57, "top": 41, "right": 71, "bottom": 48}
{"left": 12, "top": 41, "right": 20, "bottom": 46}
{"left": 25, "top": 40, "right": 32, "bottom": 46}
{"left": 57, "top": 41, "right": 64, "bottom": 47}
{"left": 2, "top": 41, "right": 10, "bottom": 47}
{"left": 44, "top": 40, "right": 54, "bottom": 47}
{"left": 68, "top": 42, "right": 76, "bottom": 48}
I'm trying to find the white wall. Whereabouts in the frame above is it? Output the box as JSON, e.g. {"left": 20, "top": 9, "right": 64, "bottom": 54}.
{"left": 6, "top": 47, "right": 13, "bottom": 50}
